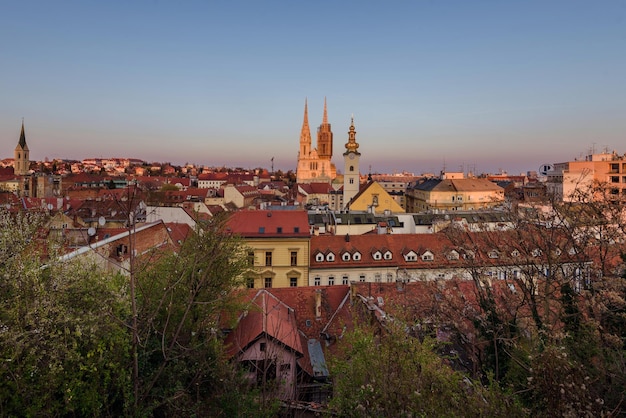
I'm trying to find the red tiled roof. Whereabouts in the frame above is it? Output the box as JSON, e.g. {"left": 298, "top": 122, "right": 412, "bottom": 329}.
{"left": 225, "top": 290, "right": 303, "bottom": 357}
{"left": 226, "top": 210, "right": 310, "bottom": 238}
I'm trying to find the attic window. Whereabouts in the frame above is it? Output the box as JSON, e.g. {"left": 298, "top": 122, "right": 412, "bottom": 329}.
{"left": 511, "top": 249, "right": 520, "bottom": 257}
{"left": 326, "top": 252, "right": 335, "bottom": 262}
{"left": 294, "top": 227, "right": 300, "bottom": 233}
{"left": 488, "top": 250, "right": 499, "bottom": 259}
{"left": 259, "top": 227, "right": 265, "bottom": 233}
{"left": 373, "top": 251, "right": 382, "bottom": 260}
{"left": 383, "top": 251, "right": 392, "bottom": 260}
{"left": 421, "top": 252, "right": 434, "bottom": 261}
{"left": 342, "top": 252, "right": 351, "bottom": 261}
{"left": 404, "top": 252, "right": 417, "bottom": 262}
{"left": 315, "top": 253, "right": 324, "bottom": 262}
{"left": 277, "top": 227, "right": 282, "bottom": 233}
{"left": 353, "top": 252, "right": 361, "bottom": 261}
{"left": 447, "top": 251, "right": 459, "bottom": 260}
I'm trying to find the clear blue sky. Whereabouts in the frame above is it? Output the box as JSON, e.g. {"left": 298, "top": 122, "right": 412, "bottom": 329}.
{"left": 1, "top": 1, "right": 625, "bottom": 175}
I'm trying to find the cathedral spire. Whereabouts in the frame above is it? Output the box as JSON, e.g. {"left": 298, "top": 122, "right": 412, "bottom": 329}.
{"left": 323, "top": 96, "right": 328, "bottom": 124}
{"left": 299, "top": 98, "right": 312, "bottom": 157}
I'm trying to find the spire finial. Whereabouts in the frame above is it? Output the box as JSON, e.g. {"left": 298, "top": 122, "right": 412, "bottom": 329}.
{"left": 323, "top": 97, "right": 328, "bottom": 124}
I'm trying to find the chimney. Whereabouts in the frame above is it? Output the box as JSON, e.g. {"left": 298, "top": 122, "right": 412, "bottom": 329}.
{"left": 315, "top": 289, "right": 322, "bottom": 320}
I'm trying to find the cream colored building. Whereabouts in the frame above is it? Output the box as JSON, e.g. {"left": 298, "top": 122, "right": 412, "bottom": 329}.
{"left": 546, "top": 151, "right": 626, "bottom": 202}
{"left": 405, "top": 173, "right": 504, "bottom": 212}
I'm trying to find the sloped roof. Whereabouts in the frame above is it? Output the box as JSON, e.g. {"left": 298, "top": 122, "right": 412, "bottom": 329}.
{"left": 225, "top": 289, "right": 303, "bottom": 357}
{"left": 226, "top": 210, "right": 310, "bottom": 238}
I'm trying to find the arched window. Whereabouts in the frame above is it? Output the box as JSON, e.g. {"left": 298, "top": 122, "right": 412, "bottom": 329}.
{"left": 349, "top": 165, "right": 354, "bottom": 172}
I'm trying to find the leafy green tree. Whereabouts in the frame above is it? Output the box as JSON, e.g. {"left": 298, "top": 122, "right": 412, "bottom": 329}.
{"left": 0, "top": 209, "right": 131, "bottom": 416}
{"left": 133, "top": 214, "right": 259, "bottom": 416}
{"left": 329, "top": 319, "right": 523, "bottom": 417}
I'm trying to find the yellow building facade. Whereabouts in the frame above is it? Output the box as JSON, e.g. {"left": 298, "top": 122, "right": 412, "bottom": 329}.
{"left": 227, "top": 210, "right": 311, "bottom": 288}
{"left": 347, "top": 181, "right": 405, "bottom": 214}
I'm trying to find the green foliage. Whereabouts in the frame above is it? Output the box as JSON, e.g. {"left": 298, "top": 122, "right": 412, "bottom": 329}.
{"left": 0, "top": 209, "right": 131, "bottom": 416}
{"left": 328, "top": 321, "right": 523, "bottom": 417}
{"left": 134, "top": 214, "right": 253, "bottom": 415}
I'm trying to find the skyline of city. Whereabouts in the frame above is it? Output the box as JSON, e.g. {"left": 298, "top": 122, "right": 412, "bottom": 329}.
{"left": 2, "top": 1, "right": 625, "bottom": 175}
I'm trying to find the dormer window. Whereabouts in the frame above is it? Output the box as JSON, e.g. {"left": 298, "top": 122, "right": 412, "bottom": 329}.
{"left": 353, "top": 252, "right": 361, "bottom": 261}
{"left": 447, "top": 250, "right": 460, "bottom": 260}
{"left": 404, "top": 251, "right": 418, "bottom": 262}
{"left": 326, "top": 252, "right": 335, "bottom": 262}
{"left": 511, "top": 249, "right": 520, "bottom": 257}
{"left": 463, "top": 250, "right": 475, "bottom": 260}
{"left": 372, "top": 251, "right": 382, "bottom": 261}
{"left": 342, "top": 252, "right": 351, "bottom": 261}
{"left": 488, "top": 250, "right": 499, "bottom": 259}
{"left": 383, "top": 251, "right": 392, "bottom": 260}
{"left": 315, "top": 253, "right": 324, "bottom": 262}
{"left": 532, "top": 248, "right": 542, "bottom": 257}
{"left": 421, "top": 251, "right": 434, "bottom": 261}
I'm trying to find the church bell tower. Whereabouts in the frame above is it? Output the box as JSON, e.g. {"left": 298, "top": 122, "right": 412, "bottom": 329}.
{"left": 343, "top": 116, "right": 360, "bottom": 209}
{"left": 14, "top": 120, "right": 30, "bottom": 176}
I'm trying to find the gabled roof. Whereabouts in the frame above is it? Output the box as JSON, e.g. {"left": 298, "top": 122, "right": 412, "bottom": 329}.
{"left": 225, "top": 289, "right": 303, "bottom": 357}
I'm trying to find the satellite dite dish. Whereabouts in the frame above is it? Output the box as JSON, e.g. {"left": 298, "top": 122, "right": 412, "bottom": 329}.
{"left": 539, "top": 163, "right": 554, "bottom": 176}
{"left": 98, "top": 216, "right": 106, "bottom": 226}
{"left": 87, "top": 227, "right": 96, "bottom": 237}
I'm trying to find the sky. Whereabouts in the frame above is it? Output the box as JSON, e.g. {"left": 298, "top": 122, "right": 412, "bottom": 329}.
{"left": 1, "top": 1, "right": 625, "bottom": 176}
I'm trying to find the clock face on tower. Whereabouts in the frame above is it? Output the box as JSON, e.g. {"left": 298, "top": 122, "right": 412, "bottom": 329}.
{"left": 349, "top": 153, "right": 355, "bottom": 160}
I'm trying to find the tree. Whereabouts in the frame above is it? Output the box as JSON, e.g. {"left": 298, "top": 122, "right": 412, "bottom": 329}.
{"left": 0, "top": 208, "right": 131, "bottom": 416}
{"left": 132, "top": 214, "right": 255, "bottom": 416}
{"left": 329, "top": 318, "right": 522, "bottom": 417}
{"left": 435, "top": 183, "right": 626, "bottom": 416}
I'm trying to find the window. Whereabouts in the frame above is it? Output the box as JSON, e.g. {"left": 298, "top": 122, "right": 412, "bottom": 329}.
{"left": 349, "top": 178, "right": 354, "bottom": 184}
{"left": 447, "top": 251, "right": 459, "bottom": 260}
{"left": 342, "top": 275, "right": 349, "bottom": 285}
{"left": 342, "top": 252, "right": 351, "bottom": 261}
{"left": 265, "top": 251, "right": 272, "bottom": 266}
{"left": 326, "top": 252, "right": 335, "bottom": 262}
{"left": 259, "top": 227, "right": 265, "bottom": 233}
{"left": 315, "top": 253, "right": 324, "bottom": 262}
{"left": 264, "top": 277, "right": 272, "bottom": 288}
{"left": 383, "top": 251, "right": 392, "bottom": 260}
{"left": 386, "top": 273, "right": 393, "bottom": 282}
{"left": 247, "top": 251, "right": 255, "bottom": 266}
{"left": 290, "top": 251, "right": 298, "bottom": 266}
{"left": 290, "top": 277, "right": 297, "bottom": 287}
{"left": 422, "top": 252, "right": 434, "bottom": 261}
{"left": 294, "top": 227, "right": 300, "bottom": 233}
{"left": 353, "top": 252, "right": 361, "bottom": 261}
{"left": 277, "top": 227, "right": 283, "bottom": 233}
{"left": 328, "top": 276, "right": 335, "bottom": 285}
{"left": 359, "top": 274, "right": 366, "bottom": 282}
{"left": 373, "top": 251, "right": 382, "bottom": 260}
{"left": 314, "top": 276, "right": 321, "bottom": 286}
{"left": 260, "top": 342, "right": 266, "bottom": 352}
{"left": 246, "top": 277, "right": 254, "bottom": 288}
{"left": 349, "top": 165, "right": 354, "bottom": 172}
{"left": 375, "top": 273, "right": 381, "bottom": 282}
